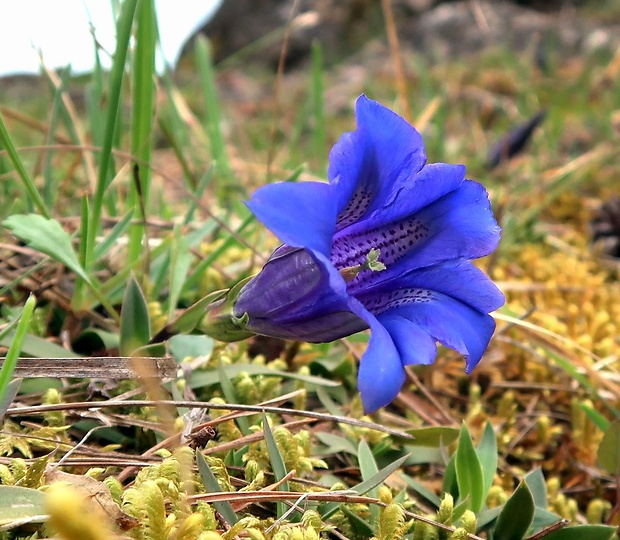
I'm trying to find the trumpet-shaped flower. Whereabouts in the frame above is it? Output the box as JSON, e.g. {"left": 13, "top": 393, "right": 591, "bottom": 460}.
{"left": 204, "top": 95, "right": 504, "bottom": 413}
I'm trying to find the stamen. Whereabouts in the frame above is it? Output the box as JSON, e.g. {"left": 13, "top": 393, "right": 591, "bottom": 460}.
{"left": 339, "top": 248, "right": 386, "bottom": 282}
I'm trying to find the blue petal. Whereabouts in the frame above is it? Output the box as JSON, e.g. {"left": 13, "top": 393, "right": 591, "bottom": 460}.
{"left": 328, "top": 96, "right": 426, "bottom": 228}
{"left": 362, "top": 259, "right": 505, "bottom": 315}
{"left": 354, "top": 96, "right": 426, "bottom": 207}
{"left": 388, "top": 293, "right": 497, "bottom": 373}
{"left": 379, "top": 314, "right": 437, "bottom": 366}
{"left": 328, "top": 130, "right": 371, "bottom": 218}
{"left": 246, "top": 181, "right": 336, "bottom": 256}
{"left": 365, "top": 163, "right": 466, "bottom": 224}
{"left": 408, "top": 179, "right": 501, "bottom": 265}
{"left": 355, "top": 309, "right": 407, "bottom": 413}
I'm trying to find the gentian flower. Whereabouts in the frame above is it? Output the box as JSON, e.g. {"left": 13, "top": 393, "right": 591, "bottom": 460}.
{"left": 203, "top": 95, "right": 505, "bottom": 413}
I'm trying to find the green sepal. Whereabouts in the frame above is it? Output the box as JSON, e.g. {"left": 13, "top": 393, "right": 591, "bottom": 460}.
{"left": 198, "top": 276, "right": 255, "bottom": 342}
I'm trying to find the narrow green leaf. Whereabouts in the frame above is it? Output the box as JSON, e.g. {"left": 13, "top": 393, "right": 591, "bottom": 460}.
{"left": 321, "top": 453, "right": 410, "bottom": 519}
{"left": 0, "top": 379, "right": 21, "bottom": 423}
{"left": 167, "top": 230, "right": 193, "bottom": 319}
{"left": 579, "top": 402, "right": 610, "bottom": 432}
{"left": 0, "top": 113, "right": 49, "bottom": 218}
{"left": 541, "top": 525, "right": 616, "bottom": 540}
{"left": 184, "top": 213, "right": 256, "bottom": 291}
{"left": 399, "top": 473, "right": 442, "bottom": 508}
{"left": 93, "top": 209, "right": 135, "bottom": 260}
{"left": 195, "top": 36, "right": 230, "bottom": 176}
{"left": 394, "top": 426, "right": 459, "bottom": 447}
{"left": 217, "top": 359, "right": 250, "bottom": 436}
{"left": 0, "top": 333, "right": 80, "bottom": 359}
{"left": 262, "top": 413, "right": 289, "bottom": 518}
{"left": 188, "top": 362, "right": 339, "bottom": 388}
{"left": 119, "top": 275, "right": 151, "bottom": 356}
{"left": 524, "top": 468, "right": 548, "bottom": 508}
{"left": 87, "top": 0, "right": 138, "bottom": 267}
{"left": 494, "top": 481, "right": 535, "bottom": 540}
{"left": 314, "top": 433, "right": 358, "bottom": 456}
{"left": 169, "top": 290, "right": 227, "bottom": 335}
{"left": 341, "top": 506, "right": 374, "bottom": 537}
{"left": 195, "top": 452, "right": 238, "bottom": 526}
{"left": 128, "top": 0, "right": 156, "bottom": 263}
{"left": 0, "top": 296, "right": 35, "bottom": 409}
{"left": 455, "top": 423, "right": 485, "bottom": 512}
{"left": 358, "top": 440, "right": 380, "bottom": 524}
{"left": 598, "top": 419, "right": 620, "bottom": 475}
{"left": 442, "top": 453, "right": 458, "bottom": 499}
{"left": 477, "top": 421, "right": 498, "bottom": 499}
{"left": 262, "top": 413, "right": 289, "bottom": 485}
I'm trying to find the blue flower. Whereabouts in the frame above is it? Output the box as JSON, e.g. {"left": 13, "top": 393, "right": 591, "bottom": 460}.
{"left": 205, "top": 95, "right": 505, "bottom": 413}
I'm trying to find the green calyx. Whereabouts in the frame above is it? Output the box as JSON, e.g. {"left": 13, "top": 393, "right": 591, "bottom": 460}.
{"left": 340, "top": 248, "right": 386, "bottom": 282}
{"left": 198, "top": 276, "right": 255, "bottom": 342}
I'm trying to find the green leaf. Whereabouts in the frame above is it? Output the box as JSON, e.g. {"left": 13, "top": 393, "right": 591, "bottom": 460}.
{"left": 398, "top": 473, "right": 441, "bottom": 508}
{"left": 262, "top": 413, "right": 289, "bottom": 518}
{"left": 93, "top": 209, "right": 135, "bottom": 260}
{"left": 341, "top": 506, "right": 374, "bottom": 537}
{"left": 87, "top": 0, "right": 138, "bottom": 266}
{"left": 0, "top": 486, "right": 47, "bottom": 529}
{"left": 524, "top": 468, "right": 548, "bottom": 508}
{"left": 169, "top": 290, "right": 227, "bottom": 335}
{"left": 579, "top": 402, "right": 610, "bottom": 432}
{"left": 168, "top": 335, "right": 214, "bottom": 363}
{"left": 0, "top": 296, "right": 35, "bottom": 412}
{"left": 394, "top": 426, "right": 459, "bottom": 447}
{"left": 0, "top": 114, "right": 50, "bottom": 218}
{"left": 321, "top": 453, "right": 410, "bottom": 519}
{"left": 189, "top": 362, "right": 339, "bottom": 388}
{"left": 541, "top": 525, "right": 616, "bottom": 540}
{"left": 494, "top": 481, "right": 535, "bottom": 540}
{"left": 3, "top": 215, "right": 89, "bottom": 282}
{"left": 598, "top": 419, "right": 620, "bottom": 475}
{"left": 195, "top": 452, "right": 238, "bottom": 526}
{"left": 119, "top": 275, "right": 151, "bottom": 356}
{"left": 358, "top": 440, "right": 380, "bottom": 524}
{"left": 442, "top": 453, "right": 458, "bottom": 499}
{"left": 531, "top": 508, "right": 565, "bottom": 531}
{"left": 217, "top": 359, "right": 250, "bottom": 436}
{"left": 0, "top": 333, "right": 80, "bottom": 359}
{"left": 477, "top": 421, "right": 498, "bottom": 499}
{"left": 2, "top": 214, "right": 119, "bottom": 320}
{"left": 455, "top": 423, "right": 485, "bottom": 512}
{"left": 73, "top": 329, "right": 120, "bottom": 356}
{"left": 315, "top": 433, "right": 358, "bottom": 456}
{"left": 0, "top": 379, "right": 21, "bottom": 423}
{"left": 167, "top": 229, "right": 193, "bottom": 319}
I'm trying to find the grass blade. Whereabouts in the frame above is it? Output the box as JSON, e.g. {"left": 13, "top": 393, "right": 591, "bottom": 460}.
{"left": 128, "top": 0, "right": 156, "bottom": 264}
{"left": 87, "top": 0, "right": 139, "bottom": 268}
{"left": 195, "top": 451, "right": 238, "bottom": 526}
{"left": 195, "top": 36, "right": 231, "bottom": 185}
{"left": 0, "top": 112, "right": 49, "bottom": 218}
{"left": 0, "top": 296, "right": 35, "bottom": 412}
{"left": 262, "top": 412, "right": 290, "bottom": 518}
